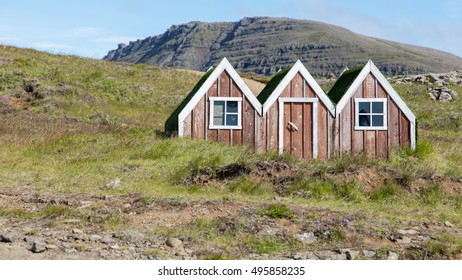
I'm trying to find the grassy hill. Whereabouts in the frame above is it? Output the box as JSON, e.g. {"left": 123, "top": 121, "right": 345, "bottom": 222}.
{"left": 104, "top": 17, "right": 462, "bottom": 77}
{"left": 0, "top": 45, "right": 461, "bottom": 260}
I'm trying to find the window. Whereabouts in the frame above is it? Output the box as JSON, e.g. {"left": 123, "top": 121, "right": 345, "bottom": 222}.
{"left": 209, "top": 97, "right": 242, "bottom": 129}
{"left": 354, "top": 98, "right": 387, "bottom": 130}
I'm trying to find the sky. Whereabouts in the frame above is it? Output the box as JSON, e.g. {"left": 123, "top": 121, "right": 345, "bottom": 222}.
{"left": 1, "top": 0, "right": 461, "bottom": 59}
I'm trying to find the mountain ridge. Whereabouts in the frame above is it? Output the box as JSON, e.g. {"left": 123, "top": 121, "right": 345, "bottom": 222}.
{"left": 104, "top": 17, "right": 462, "bottom": 77}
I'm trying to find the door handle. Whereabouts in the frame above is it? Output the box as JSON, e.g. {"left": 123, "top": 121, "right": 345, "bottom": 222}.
{"left": 287, "top": 121, "right": 299, "bottom": 131}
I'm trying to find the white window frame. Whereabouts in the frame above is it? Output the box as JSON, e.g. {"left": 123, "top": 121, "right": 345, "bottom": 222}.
{"left": 209, "top": 97, "right": 242, "bottom": 129}
{"left": 354, "top": 98, "right": 388, "bottom": 130}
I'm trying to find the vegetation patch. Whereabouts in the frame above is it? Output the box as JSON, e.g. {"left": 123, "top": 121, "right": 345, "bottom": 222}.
{"left": 260, "top": 203, "right": 295, "bottom": 220}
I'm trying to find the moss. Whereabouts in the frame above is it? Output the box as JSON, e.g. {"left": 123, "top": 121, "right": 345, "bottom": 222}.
{"left": 257, "top": 68, "right": 290, "bottom": 104}
{"left": 327, "top": 66, "right": 364, "bottom": 104}
{"left": 164, "top": 67, "right": 215, "bottom": 132}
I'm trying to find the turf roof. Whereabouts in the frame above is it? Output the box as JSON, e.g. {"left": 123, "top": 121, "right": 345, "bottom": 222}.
{"left": 327, "top": 65, "right": 364, "bottom": 105}
{"left": 164, "top": 67, "right": 215, "bottom": 132}
{"left": 257, "top": 68, "right": 290, "bottom": 104}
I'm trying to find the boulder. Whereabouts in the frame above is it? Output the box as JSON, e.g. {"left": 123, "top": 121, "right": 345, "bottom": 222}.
{"left": 387, "top": 251, "right": 399, "bottom": 260}
{"left": 294, "top": 232, "right": 317, "bottom": 244}
{"left": 166, "top": 237, "right": 183, "bottom": 248}
{"left": 31, "top": 241, "right": 47, "bottom": 253}
{"left": 0, "top": 233, "right": 16, "bottom": 243}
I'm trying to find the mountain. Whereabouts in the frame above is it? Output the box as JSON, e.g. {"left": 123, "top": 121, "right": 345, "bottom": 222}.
{"left": 103, "top": 17, "right": 462, "bottom": 77}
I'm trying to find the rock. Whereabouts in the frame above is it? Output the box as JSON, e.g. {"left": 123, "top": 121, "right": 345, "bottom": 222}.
{"left": 24, "top": 236, "right": 44, "bottom": 244}
{"left": 72, "top": 229, "right": 83, "bottom": 234}
{"left": 105, "top": 178, "right": 121, "bottom": 188}
{"left": 387, "top": 251, "right": 399, "bottom": 260}
{"left": 439, "top": 91, "right": 453, "bottom": 101}
{"left": 45, "top": 244, "right": 58, "bottom": 250}
{"left": 0, "top": 233, "right": 16, "bottom": 243}
{"left": 258, "top": 225, "right": 280, "bottom": 236}
{"left": 68, "top": 233, "right": 87, "bottom": 241}
{"left": 444, "top": 221, "right": 454, "bottom": 228}
{"left": 101, "top": 237, "right": 115, "bottom": 244}
{"left": 32, "top": 242, "right": 47, "bottom": 253}
{"left": 396, "top": 236, "right": 412, "bottom": 244}
{"left": 125, "top": 231, "right": 145, "bottom": 240}
{"left": 64, "top": 248, "right": 77, "bottom": 254}
{"left": 99, "top": 249, "right": 110, "bottom": 258}
{"left": 361, "top": 250, "right": 376, "bottom": 258}
{"left": 294, "top": 232, "right": 317, "bottom": 244}
{"left": 90, "top": 234, "right": 102, "bottom": 242}
{"left": 340, "top": 249, "right": 359, "bottom": 260}
{"left": 429, "top": 87, "right": 458, "bottom": 102}
{"left": 314, "top": 250, "right": 347, "bottom": 260}
{"left": 397, "top": 229, "right": 420, "bottom": 235}
{"left": 166, "top": 237, "right": 182, "bottom": 248}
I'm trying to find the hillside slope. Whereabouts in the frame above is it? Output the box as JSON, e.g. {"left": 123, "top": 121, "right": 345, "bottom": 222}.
{"left": 1, "top": 46, "right": 462, "bottom": 260}
{"left": 104, "top": 17, "right": 462, "bottom": 77}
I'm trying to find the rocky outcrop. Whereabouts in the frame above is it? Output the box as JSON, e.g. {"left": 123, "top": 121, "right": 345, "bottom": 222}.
{"left": 392, "top": 71, "right": 462, "bottom": 87}
{"left": 391, "top": 71, "right": 461, "bottom": 102}
{"left": 104, "top": 17, "right": 462, "bottom": 77}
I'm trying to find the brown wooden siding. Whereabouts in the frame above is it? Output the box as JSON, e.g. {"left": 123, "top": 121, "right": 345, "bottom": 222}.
{"left": 303, "top": 103, "right": 313, "bottom": 159}
{"left": 263, "top": 71, "right": 331, "bottom": 160}
{"left": 317, "top": 103, "right": 328, "bottom": 159}
{"left": 187, "top": 70, "right": 258, "bottom": 148}
{"left": 183, "top": 68, "right": 414, "bottom": 160}
{"left": 336, "top": 73, "right": 412, "bottom": 158}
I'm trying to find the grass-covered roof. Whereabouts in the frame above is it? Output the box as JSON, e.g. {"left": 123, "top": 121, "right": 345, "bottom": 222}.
{"left": 327, "top": 66, "right": 364, "bottom": 105}
{"left": 164, "top": 67, "right": 215, "bottom": 132}
{"left": 257, "top": 68, "right": 290, "bottom": 104}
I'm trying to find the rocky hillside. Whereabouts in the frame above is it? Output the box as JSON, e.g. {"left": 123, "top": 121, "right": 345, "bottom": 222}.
{"left": 391, "top": 71, "right": 462, "bottom": 102}
{"left": 104, "top": 17, "right": 462, "bottom": 77}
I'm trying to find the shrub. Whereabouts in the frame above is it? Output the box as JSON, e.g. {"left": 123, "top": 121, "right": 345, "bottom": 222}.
{"left": 104, "top": 212, "right": 127, "bottom": 229}
{"left": 260, "top": 203, "right": 294, "bottom": 219}
{"left": 41, "top": 205, "right": 76, "bottom": 218}
{"left": 333, "top": 180, "right": 365, "bottom": 202}
{"left": 228, "top": 177, "right": 270, "bottom": 195}
{"left": 370, "top": 183, "right": 401, "bottom": 202}
{"left": 425, "top": 241, "right": 449, "bottom": 259}
{"left": 289, "top": 176, "right": 335, "bottom": 200}
{"left": 419, "top": 183, "right": 443, "bottom": 206}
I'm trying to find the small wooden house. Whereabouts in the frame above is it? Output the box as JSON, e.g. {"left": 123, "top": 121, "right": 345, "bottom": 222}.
{"left": 257, "top": 60, "right": 335, "bottom": 159}
{"left": 164, "top": 58, "right": 263, "bottom": 149}
{"left": 165, "top": 58, "right": 416, "bottom": 159}
{"left": 328, "top": 60, "right": 416, "bottom": 157}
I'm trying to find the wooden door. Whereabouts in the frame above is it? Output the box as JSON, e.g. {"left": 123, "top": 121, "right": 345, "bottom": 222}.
{"left": 278, "top": 98, "right": 318, "bottom": 159}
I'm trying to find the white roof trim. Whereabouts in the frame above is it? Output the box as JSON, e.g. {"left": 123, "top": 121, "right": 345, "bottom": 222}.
{"left": 177, "top": 57, "right": 261, "bottom": 136}
{"left": 262, "top": 60, "right": 335, "bottom": 116}
{"left": 335, "top": 60, "right": 415, "bottom": 124}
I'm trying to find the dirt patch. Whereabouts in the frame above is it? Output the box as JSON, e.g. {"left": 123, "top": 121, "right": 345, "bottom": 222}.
{"left": 131, "top": 200, "right": 247, "bottom": 228}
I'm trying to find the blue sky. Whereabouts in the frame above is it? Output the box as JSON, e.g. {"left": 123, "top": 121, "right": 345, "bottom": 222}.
{"left": 1, "top": 0, "right": 461, "bottom": 58}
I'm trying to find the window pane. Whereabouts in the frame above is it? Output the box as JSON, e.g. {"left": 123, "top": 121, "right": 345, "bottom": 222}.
{"left": 359, "top": 115, "right": 370, "bottom": 126}
{"left": 226, "top": 114, "right": 238, "bottom": 126}
{"left": 372, "top": 115, "right": 384, "bottom": 127}
{"left": 213, "top": 101, "right": 225, "bottom": 116}
{"left": 213, "top": 116, "right": 224, "bottom": 126}
{"left": 226, "top": 101, "right": 238, "bottom": 113}
{"left": 358, "top": 102, "right": 370, "bottom": 114}
{"left": 372, "top": 102, "right": 383, "bottom": 113}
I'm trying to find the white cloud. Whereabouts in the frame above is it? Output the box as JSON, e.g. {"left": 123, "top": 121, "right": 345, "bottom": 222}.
{"left": 73, "top": 27, "right": 105, "bottom": 37}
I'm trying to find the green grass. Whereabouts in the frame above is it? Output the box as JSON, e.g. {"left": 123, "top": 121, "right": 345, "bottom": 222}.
{"left": 260, "top": 203, "right": 295, "bottom": 219}
{"left": 1, "top": 46, "right": 462, "bottom": 259}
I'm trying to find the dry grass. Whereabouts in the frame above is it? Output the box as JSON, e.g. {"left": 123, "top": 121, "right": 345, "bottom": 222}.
{"left": 1, "top": 46, "right": 462, "bottom": 259}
